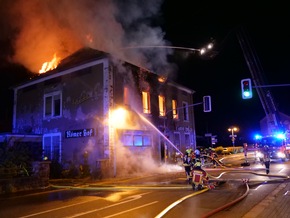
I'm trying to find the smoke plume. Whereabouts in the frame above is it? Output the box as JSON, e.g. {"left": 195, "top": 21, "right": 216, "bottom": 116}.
{"left": 3, "top": 0, "right": 175, "bottom": 76}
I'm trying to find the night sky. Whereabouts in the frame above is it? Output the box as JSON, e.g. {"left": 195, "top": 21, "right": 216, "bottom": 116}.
{"left": 1, "top": 0, "right": 290, "bottom": 146}
{"left": 161, "top": 1, "right": 290, "bottom": 144}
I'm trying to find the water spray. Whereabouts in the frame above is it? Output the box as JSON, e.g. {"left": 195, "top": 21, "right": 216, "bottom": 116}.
{"left": 137, "top": 113, "right": 184, "bottom": 155}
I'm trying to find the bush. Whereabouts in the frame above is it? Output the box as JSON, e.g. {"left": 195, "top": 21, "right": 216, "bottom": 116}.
{"left": 0, "top": 140, "right": 42, "bottom": 177}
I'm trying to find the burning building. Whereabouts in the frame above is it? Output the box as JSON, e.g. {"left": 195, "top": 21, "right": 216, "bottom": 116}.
{"left": 9, "top": 47, "right": 197, "bottom": 178}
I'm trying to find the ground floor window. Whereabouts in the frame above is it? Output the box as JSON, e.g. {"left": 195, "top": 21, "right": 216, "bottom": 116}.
{"left": 120, "top": 130, "right": 152, "bottom": 147}
{"left": 43, "top": 133, "right": 61, "bottom": 162}
{"left": 185, "top": 133, "right": 190, "bottom": 147}
{"left": 174, "top": 132, "right": 181, "bottom": 151}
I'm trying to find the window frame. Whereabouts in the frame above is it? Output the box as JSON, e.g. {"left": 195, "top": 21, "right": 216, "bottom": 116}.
{"left": 158, "top": 95, "right": 166, "bottom": 117}
{"left": 182, "top": 101, "right": 189, "bottom": 121}
{"left": 142, "top": 91, "right": 151, "bottom": 114}
{"left": 43, "top": 132, "right": 62, "bottom": 162}
{"left": 44, "top": 91, "right": 62, "bottom": 119}
{"left": 173, "top": 132, "right": 181, "bottom": 151}
{"left": 121, "top": 130, "right": 152, "bottom": 147}
{"left": 184, "top": 133, "right": 190, "bottom": 147}
{"left": 172, "top": 99, "right": 179, "bottom": 120}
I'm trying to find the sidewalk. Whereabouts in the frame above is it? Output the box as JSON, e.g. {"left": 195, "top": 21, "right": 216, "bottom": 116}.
{"left": 243, "top": 179, "right": 290, "bottom": 218}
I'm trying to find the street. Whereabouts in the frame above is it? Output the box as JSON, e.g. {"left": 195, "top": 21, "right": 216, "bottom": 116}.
{"left": 0, "top": 152, "right": 289, "bottom": 218}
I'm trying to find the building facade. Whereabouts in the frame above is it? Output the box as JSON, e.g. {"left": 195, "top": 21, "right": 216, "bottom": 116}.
{"left": 10, "top": 48, "right": 197, "bottom": 177}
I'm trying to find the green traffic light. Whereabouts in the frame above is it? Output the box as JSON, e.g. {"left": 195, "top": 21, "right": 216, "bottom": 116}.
{"left": 243, "top": 91, "right": 251, "bottom": 97}
{"left": 241, "top": 78, "right": 253, "bottom": 99}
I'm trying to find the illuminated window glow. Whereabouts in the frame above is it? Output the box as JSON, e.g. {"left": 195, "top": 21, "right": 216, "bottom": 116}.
{"left": 172, "top": 99, "right": 178, "bottom": 119}
{"left": 142, "top": 91, "right": 151, "bottom": 114}
{"left": 124, "top": 86, "right": 129, "bottom": 106}
{"left": 158, "top": 95, "right": 166, "bottom": 116}
{"left": 121, "top": 130, "right": 152, "bottom": 147}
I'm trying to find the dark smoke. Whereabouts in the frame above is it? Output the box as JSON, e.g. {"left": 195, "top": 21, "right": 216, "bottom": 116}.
{"left": 1, "top": 0, "right": 176, "bottom": 76}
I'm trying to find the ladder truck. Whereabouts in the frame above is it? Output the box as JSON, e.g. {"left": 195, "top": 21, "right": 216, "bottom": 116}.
{"left": 236, "top": 27, "right": 290, "bottom": 160}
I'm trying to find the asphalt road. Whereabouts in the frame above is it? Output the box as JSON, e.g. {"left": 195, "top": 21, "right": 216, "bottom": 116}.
{"left": 0, "top": 153, "right": 289, "bottom": 218}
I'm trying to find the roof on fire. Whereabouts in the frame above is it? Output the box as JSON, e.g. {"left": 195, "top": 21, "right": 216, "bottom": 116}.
{"left": 12, "top": 47, "right": 194, "bottom": 94}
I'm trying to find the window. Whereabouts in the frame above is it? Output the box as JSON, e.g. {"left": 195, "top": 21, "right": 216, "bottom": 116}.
{"left": 123, "top": 134, "right": 134, "bottom": 146}
{"left": 143, "top": 135, "right": 151, "bottom": 146}
{"left": 44, "top": 91, "right": 62, "bottom": 119}
{"left": 174, "top": 132, "right": 181, "bottom": 151}
{"left": 43, "top": 133, "right": 61, "bottom": 162}
{"left": 124, "top": 86, "right": 130, "bottom": 106}
{"left": 121, "top": 130, "right": 152, "bottom": 147}
{"left": 172, "top": 99, "right": 178, "bottom": 119}
{"left": 158, "top": 95, "right": 166, "bottom": 117}
{"left": 182, "top": 102, "right": 189, "bottom": 121}
{"left": 134, "top": 135, "right": 143, "bottom": 146}
{"left": 185, "top": 133, "right": 190, "bottom": 147}
{"left": 142, "top": 91, "right": 151, "bottom": 114}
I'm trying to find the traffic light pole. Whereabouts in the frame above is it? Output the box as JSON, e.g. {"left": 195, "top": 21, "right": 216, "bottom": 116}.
{"left": 253, "top": 84, "right": 290, "bottom": 88}
{"left": 241, "top": 78, "right": 290, "bottom": 99}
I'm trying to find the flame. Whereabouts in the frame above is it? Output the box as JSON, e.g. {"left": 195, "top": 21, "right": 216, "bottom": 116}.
{"left": 86, "top": 34, "right": 93, "bottom": 43}
{"left": 39, "top": 53, "right": 61, "bottom": 74}
{"left": 158, "top": 76, "right": 167, "bottom": 83}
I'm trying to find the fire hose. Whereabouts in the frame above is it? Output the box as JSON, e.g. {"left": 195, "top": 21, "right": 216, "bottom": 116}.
{"left": 201, "top": 170, "right": 290, "bottom": 218}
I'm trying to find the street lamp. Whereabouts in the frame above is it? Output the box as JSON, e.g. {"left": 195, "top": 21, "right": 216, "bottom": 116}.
{"left": 122, "top": 43, "right": 214, "bottom": 56}
{"left": 228, "top": 127, "right": 238, "bottom": 153}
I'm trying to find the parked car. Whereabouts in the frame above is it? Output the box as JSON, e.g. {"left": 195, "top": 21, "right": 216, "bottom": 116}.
{"left": 222, "top": 148, "right": 231, "bottom": 155}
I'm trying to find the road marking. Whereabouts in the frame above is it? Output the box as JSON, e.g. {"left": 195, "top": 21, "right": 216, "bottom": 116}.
{"left": 103, "top": 201, "right": 158, "bottom": 218}
{"left": 19, "top": 198, "right": 99, "bottom": 218}
{"left": 19, "top": 192, "right": 151, "bottom": 218}
{"left": 67, "top": 194, "right": 145, "bottom": 217}
{"left": 155, "top": 188, "right": 209, "bottom": 218}
{"left": 254, "top": 185, "right": 262, "bottom": 190}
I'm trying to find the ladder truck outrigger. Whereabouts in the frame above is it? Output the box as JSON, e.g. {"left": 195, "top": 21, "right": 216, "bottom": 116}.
{"left": 237, "top": 27, "right": 290, "bottom": 161}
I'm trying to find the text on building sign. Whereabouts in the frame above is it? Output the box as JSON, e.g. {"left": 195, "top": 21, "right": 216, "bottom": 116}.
{"left": 65, "top": 128, "right": 95, "bottom": 138}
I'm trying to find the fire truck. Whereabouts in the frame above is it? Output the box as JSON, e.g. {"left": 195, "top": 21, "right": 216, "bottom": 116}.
{"left": 255, "top": 134, "right": 290, "bottom": 161}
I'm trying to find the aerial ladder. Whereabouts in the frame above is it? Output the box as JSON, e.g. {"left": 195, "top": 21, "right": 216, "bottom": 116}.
{"left": 236, "top": 26, "right": 285, "bottom": 136}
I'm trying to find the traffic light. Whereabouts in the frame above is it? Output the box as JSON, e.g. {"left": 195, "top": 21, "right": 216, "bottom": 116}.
{"left": 241, "top": 78, "right": 253, "bottom": 99}
{"left": 203, "top": 95, "right": 211, "bottom": 112}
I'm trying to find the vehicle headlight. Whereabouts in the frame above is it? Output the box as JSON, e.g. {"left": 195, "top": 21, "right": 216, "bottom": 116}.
{"left": 277, "top": 152, "right": 286, "bottom": 158}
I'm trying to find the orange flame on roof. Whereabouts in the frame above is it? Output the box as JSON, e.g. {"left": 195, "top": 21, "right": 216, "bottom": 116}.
{"left": 86, "top": 34, "right": 93, "bottom": 43}
{"left": 39, "top": 53, "right": 61, "bottom": 74}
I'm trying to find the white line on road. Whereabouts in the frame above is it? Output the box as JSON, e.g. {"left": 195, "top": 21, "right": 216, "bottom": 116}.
{"left": 67, "top": 194, "right": 148, "bottom": 218}
{"left": 19, "top": 198, "right": 98, "bottom": 218}
{"left": 19, "top": 192, "right": 151, "bottom": 218}
{"left": 103, "top": 201, "right": 158, "bottom": 218}
{"left": 155, "top": 188, "right": 209, "bottom": 218}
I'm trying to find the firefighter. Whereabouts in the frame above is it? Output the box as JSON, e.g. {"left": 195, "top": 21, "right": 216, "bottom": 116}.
{"left": 183, "top": 150, "right": 193, "bottom": 183}
{"left": 192, "top": 157, "right": 209, "bottom": 184}
{"left": 194, "top": 148, "right": 201, "bottom": 158}
{"left": 263, "top": 146, "right": 271, "bottom": 174}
